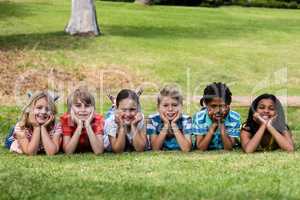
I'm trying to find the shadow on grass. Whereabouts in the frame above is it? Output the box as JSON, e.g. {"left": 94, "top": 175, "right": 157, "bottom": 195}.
{"left": 0, "top": 31, "right": 96, "bottom": 51}
{"left": 0, "top": 1, "right": 33, "bottom": 19}
{"left": 103, "top": 24, "right": 247, "bottom": 40}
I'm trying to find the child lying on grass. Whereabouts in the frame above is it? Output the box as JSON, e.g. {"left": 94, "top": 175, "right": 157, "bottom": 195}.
{"left": 5, "top": 91, "right": 61, "bottom": 155}
{"left": 241, "top": 94, "right": 294, "bottom": 153}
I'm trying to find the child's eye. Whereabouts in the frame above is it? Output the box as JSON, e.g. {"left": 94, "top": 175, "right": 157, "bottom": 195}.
{"left": 210, "top": 105, "right": 217, "bottom": 109}
{"left": 36, "top": 106, "right": 43, "bottom": 110}
{"left": 269, "top": 106, "right": 275, "bottom": 111}
{"left": 84, "top": 104, "right": 92, "bottom": 108}
{"left": 172, "top": 103, "right": 178, "bottom": 107}
{"left": 257, "top": 105, "right": 264, "bottom": 109}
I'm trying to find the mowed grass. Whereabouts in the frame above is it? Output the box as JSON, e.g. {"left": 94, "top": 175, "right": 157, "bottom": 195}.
{"left": 0, "top": 104, "right": 300, "bottom": 200}
{"left": 0, "top": 0, "right": 300, "bottom": 95}
{"left": 1, "top": 1, "right": 300, "bottom": 199}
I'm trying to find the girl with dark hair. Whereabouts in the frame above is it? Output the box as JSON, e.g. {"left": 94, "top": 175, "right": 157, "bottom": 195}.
{"left": 104, "top": 89, "right": 147, "bottom": 153}
{"left": 193, "top": 82, "right": 241, "bottom": 151}
{"left": 241, "top": 94, "right": 294, "bottom": 153}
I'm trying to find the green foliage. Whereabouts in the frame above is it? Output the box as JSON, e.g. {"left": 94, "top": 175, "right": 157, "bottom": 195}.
{"left": 99, "top": 0, "right": 300, "bottom": 8}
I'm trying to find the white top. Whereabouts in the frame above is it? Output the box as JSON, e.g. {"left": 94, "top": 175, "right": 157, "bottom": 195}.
{"left": 104, "top": 113, "right": 144, "bottom": 150}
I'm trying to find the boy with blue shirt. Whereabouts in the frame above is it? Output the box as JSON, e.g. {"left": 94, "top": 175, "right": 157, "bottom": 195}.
{"left": 147, "top": 85, "right": 192, "bottom": 152}
{"left": 193, "top": 82, "right": 241, "bottom": 150}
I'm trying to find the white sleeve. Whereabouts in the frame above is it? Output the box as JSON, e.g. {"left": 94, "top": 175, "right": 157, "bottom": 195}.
{"left": 104, "top": 118, "right": 118, "bottom": 138}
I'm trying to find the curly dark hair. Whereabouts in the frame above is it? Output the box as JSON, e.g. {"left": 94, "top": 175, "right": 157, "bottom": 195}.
{"left": 200, "top": 82, "right": 232, "bottom": 107}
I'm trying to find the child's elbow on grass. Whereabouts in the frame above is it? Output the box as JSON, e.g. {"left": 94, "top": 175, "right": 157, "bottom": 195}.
{"left": 286, "top": 145, "right": 294, "bottom": 153}
{"left": 181, "top": 147, "right": 191, "bottom": 153}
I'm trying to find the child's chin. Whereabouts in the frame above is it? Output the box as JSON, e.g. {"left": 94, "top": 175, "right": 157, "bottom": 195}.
{"left": 37, "top": 120, "right": 47, "bottom": 125}
{"left": 124, "top": 121, "right": 132, "bottom": 125}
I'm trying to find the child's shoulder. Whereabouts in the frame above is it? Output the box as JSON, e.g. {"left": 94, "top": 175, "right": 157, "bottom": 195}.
{"left": 181, "top": 113, "right": 192, "bottom": 120}
{"left": 60, "top": 112, "right": 70, "bottom": 121}
{"left": 228, "top": 110, "right": 241, "bottom": 120}
{"left": 93, "top": 113, "right": 104, "bottom": 121}
{"left": 148, "top": 113, "right": 160, "bottom": 120}
{"left": 193, "top": 109, "right": 208, "bottom": 120}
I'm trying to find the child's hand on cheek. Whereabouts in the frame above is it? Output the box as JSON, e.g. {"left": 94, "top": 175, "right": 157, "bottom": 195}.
{"left": 28, "top": 112, "right": 40, "bottom": 127}
{"left": 171, "top": 112, "right": 180, "bottom": 126}
{"left": 115, "top": 111, "right": 125, "bottom": 126}
{"left": 131, "top": 112, "right": 143, "bottom": 127}
{"left": 159, "top": 111, "right": 170, "bottom": 126}
{"left": 71, "top": 109, "right": 83, "bottom": 128}
{"left": 42, "top": 114, "right": 54, "bottom": 128}
{"left": 85, "top": 108, "right": 95, "bottom": 128}
{"left": 267, "top": 114, "right": 277, "bottom": 128}
{"left": 253, "top": 112, "right": 267, "bottom": 126}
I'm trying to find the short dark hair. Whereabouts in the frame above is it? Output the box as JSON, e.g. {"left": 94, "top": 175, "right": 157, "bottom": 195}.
{"left": 200, "top": 82, "right": 232, "bottom": 107}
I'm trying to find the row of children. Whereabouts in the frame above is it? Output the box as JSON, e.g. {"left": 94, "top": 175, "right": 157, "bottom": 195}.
{"left": 4, "top": 82, "right": 294, "bottom": 155}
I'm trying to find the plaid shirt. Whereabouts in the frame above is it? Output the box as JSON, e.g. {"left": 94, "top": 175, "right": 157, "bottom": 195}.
{"left": 192, "top": 108, "right": 241, "bottom": 150}
{"left": 146, "top": 113, "right": 192, "bottom": 150}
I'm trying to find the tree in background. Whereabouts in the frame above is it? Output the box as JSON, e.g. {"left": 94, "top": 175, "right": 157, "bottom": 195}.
{"left": 65, "top": 0, "right": 100, "bottom": 36}
{"left": 134, "top": 0, "right": 152, "bottom": 5}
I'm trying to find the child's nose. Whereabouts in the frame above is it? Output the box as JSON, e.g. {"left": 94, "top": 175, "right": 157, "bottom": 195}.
{"left": 263, "top": 109, "right": 270, "bottom": 113}
{"left": 40, "top": 108, "right": 47, "bottom": 113}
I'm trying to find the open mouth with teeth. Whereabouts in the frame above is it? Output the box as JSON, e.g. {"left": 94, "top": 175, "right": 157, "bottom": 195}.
{"left": 76, "top": 113, "right": 90, "bottom": 120}
{"left": 261, "top": 115, "right": 271, "bottom": 120}
{"left": 166, "top": 113, "right": 176, "bottom": 120}
{"left": 214, "top": 112, "right": 223, "bottom": 118}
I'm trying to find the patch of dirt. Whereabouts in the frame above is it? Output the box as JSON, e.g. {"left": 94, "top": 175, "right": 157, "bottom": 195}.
{"left": 0, "top": 51, "right": 148, "bottom": 106}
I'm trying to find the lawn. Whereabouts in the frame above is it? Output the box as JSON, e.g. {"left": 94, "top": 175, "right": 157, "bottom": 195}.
{"left": 1, "top": 0, "right": 300, "bottom": 200}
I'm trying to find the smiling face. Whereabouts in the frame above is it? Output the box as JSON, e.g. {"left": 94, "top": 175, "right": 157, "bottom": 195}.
{"left": 71, "top": 99, "right": 94, "bottom": 121}
{"left": 117, "top": 98, "right": 138, "bottom": 125}
{"left": 158, "top": 96, "right": 182, "bottom": 121}
{"left": 207, "top": 97, "right": 229, "bottom": 121}
{"left": 33, "top": 97, "right": 51, "bottom": 124}
{"left": 256, "top": 98, "right": 276, "bottom": 121}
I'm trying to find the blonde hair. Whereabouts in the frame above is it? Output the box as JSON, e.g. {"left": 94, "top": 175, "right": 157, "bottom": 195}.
{"left": 157, "top": 85, "right": 183, "bottom": 106}
{"left": 19, "top": 91, "right": 57, "bottom": 130}
{"left": 67, "top": 87, "right": 95, "bottom": 112}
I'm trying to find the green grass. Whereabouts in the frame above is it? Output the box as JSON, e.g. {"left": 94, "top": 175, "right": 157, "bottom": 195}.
{"left": 1, "top": 1, "right": 300, "bottom": 199}
{"left": 1, "top": 0, "right": 300, "bottom": 95}
{"left": 1, "top": 105, "right": 300, "bottom": 200}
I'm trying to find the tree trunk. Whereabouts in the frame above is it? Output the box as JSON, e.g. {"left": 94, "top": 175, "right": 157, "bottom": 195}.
{"left": 65, "top": 0, "right": 100, "bottom": 36}
{"left": 134, "top": 0, "right": 152, "bottom": 5}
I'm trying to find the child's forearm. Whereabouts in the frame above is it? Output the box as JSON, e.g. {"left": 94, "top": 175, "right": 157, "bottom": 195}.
{"left": 196, "top": 125, "right": 216, "bottom": 151}
{"left": 86, "top": 125, "right": 104, "bottom": 155}
{"left": 196, "top": 132, "right": 213, "bottom": 151}
{"left": 63, "top": 127, "right": 82, "bottom": 154}
{"left": 111, "top": 127, "right": 127, "bottom": 153}
{"left": 267, "top": 125, "right": 294, "bottom": 152}
{"left": 243, "top": 125, "right": 266, "bottom": 153}
{"left": 220, "top": 132, "right": 234, "bottom": 150}
{"left": 41, "top": 126, "right": 59, "bottom": 155}
{"left": 172, "top": 124, "right": 191, "bottom": 152}
{"left": 132, "top": 127, "right": 146, "bottom": 152}
{"left": 22, "top": 127, "right": 41, "bottom": 155}
{"left": 152, "top": 125, "right": 168, "bottom": 150}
